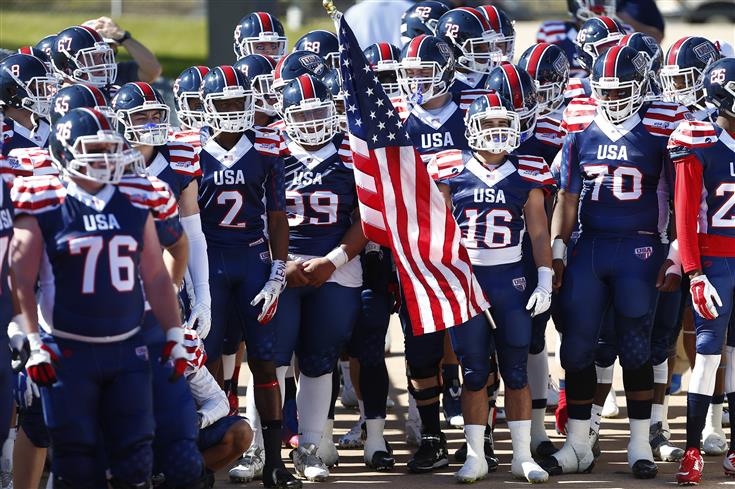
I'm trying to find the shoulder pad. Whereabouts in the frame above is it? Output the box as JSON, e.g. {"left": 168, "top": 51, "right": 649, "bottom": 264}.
{"left": 267, "top": 119, "right": 286, "bottom": 132}
{"left": 561, "top": 97, "right": 597, "bottom": 133}
{"left": 427, "top": 149, "right": 466, "bottom": 181}
{"left": 390, "top": 96, "right": 410, "bottom": 122}
{"left": 564, "top": 78, "right": 590, "bottom": 100}
{"left": 535, "top": 115, "right": 565, "bottom": 146}
{"left": 170, "top": 129, "right": 204, "bottom": 151}
{"left": 642, "top": 101, "right": 691, "bottom": 137}
{"left": 253, "top": 126, "right": 286, "bottom": 156}
{"left": 165, "top": 142, "right": 201, "bottom": 176}
{"left": 516, "top": 155, "right": 556, "bottom": 187}
{"left": 118, "top": 175, "right": 178, "bottom": 221}
{"left": 458, "top": 89, "right": 486, "bottom": 115}
{"left": 537, "top": 21, "right": 570, "bottom": 43}
{"left": 337, "top": 134, "right": 353, "bottom": 169}
{"left": 11, "top": 175, "right": 65, "bottom": 214}
{"left": 7, "top": 147, "right": 58, "bottom": 179}
{"left": 668, "top": 120, "right": 718, "bottom": 151}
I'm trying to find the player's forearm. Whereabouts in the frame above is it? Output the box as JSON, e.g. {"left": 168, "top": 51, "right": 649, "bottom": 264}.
{"left": 163, "top": 233, "right": 189, "bottom": 289}
{"left": 267, "top": 211, "right": 289, "bottom": 262}
{"left": 122, "top": 37, "right": 162, "bottom": 82}
{"left": 526, "top": 192, "right": 552, "bottom": 269}
{"left": 10, "top": 220, "right": 42, "bottom": 333}
{"left": 550, "top": 189, "right": 578, "bottom": 244}
{"left": 337, "top": 214, "right": 368, "bottom": 260}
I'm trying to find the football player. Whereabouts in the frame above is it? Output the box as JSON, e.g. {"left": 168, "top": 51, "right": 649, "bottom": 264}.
{"left": 233, "top": 54, "right": 279, "bottom": 127}
{"left": 669, "top": 56, "right": 735, "bottom": 485}
{"left": 429, "top": 91, "right": 555, "bottom": 483}
{"left": 276, "top": 74, "right": 366, "bottom": 480}
{"left": 400, "top": 1, "right": 450, "bottom": 45}
{"left": 172, "top": 65, "right": 212, "bottom": 151}
{"left": 197, "top": 65, "right": 298, "bottom": 488}
{"left": 50, "top": 25, "right": 118, "bottom": 90}
{"left": 11, "top": 107, "right": 188, "bottom": 487}
{"left": 233, "top": 12, "right": 288, "bottom": 61}
{"left": 545, "top": 45, "right": 689, "bottom": 478}
{"left": 476, "top": 5, "right": 516, "bottom": 63}
{"left": 293, "top": 30, "right": 339, "bottom": 71}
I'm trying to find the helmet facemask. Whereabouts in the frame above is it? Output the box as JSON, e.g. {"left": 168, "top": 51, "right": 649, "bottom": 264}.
{"left": 373, "top": 60, "right": 402, "bottom": 98}
{"left": 535, "top": 79, "right": 565, "bottom": 115}
{"left": 591, "top": 76, "right": 645, "bottom": 123}
{"left": 284, "top": 98, "right": 339, "bottom": 146}
{"left": 660, "top": 64, "right": 708, "bottom": 110}
{"left": 235, "top": 33, "right": 287, "bottom": 61}
{"left": 176, "top": 92, "right": 207, "bottom": 130}
{"left": 62, "top": 42, "right": 117, "bottom": 87}
{"left": 4, "top": 66, "right": 57, "bottom": 117}
{"left": 117, "top": 103, "right": 171, "bottom": 146}
{"left": 466, "top": 107, "right": 521, "bottom": 153}
{"left": 398, "top": 60, "right": 451, "bottom": 105}
{"left": 454, "top": 32, "right": 503, "bottom": 74}
{"left": 250, "top": 73, "right": 278, "bottom": 116}
{"left": 517, "top": 103, "right": 539, "bottom": 142}
{"left": 580, "top": 33, "right": 624, "bottom": 70}
{"left": 203, "top": 86, "right": 255, "bottom": 133}
{"left": 59, "top": 130, "right": 136, "bottom": 184}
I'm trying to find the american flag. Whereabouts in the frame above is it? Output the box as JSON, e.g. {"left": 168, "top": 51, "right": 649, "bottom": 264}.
{"left": 336, "top": 16, "right": 489, "bottom": 335}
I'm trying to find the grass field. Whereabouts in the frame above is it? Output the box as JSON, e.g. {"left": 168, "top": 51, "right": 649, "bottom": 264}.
{"left": 0, "top": 10, "right": 333, "bottom": 78}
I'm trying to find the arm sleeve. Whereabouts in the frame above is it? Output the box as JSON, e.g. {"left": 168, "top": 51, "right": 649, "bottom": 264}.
{"left": 559, "top": 133, "right": 582, "bottom": 194}
{"left": 180, "top": 214, "right": 210, "bottom": 306}
{"left": 155, "top": 217, "right": 184, "bottom": 248}
{"left": 186, "top": 367, "right": 229, "bottom": 429}
{"left": 266, "top": 157, "right": 286, "bottom": 212}
{"left": 674, "top": 155, "right": 704, "bottom": 273}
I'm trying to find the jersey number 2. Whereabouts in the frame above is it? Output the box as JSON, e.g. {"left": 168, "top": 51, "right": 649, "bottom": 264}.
{"left": 713, "top": 183, "right": 735, "bottom": 228}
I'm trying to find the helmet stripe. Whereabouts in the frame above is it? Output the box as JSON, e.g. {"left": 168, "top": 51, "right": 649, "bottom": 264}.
{"left": 81, "top": 84, "right": 107, "bottom": 106}
{"left": 667, "top": 36, "right": 691, "bottom": 66}
{"left": 478, "top": 6, "right": 500, "bottom": 32}
{"left": 408, "top": 35, "right": 427, "bottom": 58}
{"left": 299, "top": 74, "right": 315, "bottom": 100}
{"left": 598, "top": 16, "right": 619, "bottom": 33}
{"left": 257, "top": 12, "right": 273, "bottom": 33}
{"left": 378, "top": 42, "right": 391, "bottom": 62}
{"left": 526, "top": 44, "right": 548, "bottom": 78}
{"left": 485, "top": 92, "right": 500, "bottom": 107}
{"left": 604, "top": 46, "right": 622, "bottom": 77}
{"left": 78, "top": 25, "right": 103, "bottom": 42}
{"left": 195, "top": 66, "right": 210, "bottom": 81}
{"left": 457, "top": 7, "right": 490, "bottom": 31}
{"left": 501, "top": 64, "right": 523, "bottom": 109}
{"left": 133, "top": 82, "right": 156, "bottom": 101}
{"left": 18, "top": 46, "right": 33, "bottom": 55}
{"left": 79, "top": 107, "right": 111, "bottom": 131}
{"left": 220, "top": 65, "right": 238, "bottom": 87}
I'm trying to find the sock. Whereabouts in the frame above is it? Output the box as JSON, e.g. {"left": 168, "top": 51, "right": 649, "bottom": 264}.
{"left": 531, "top": 407, "right": 550, "bottom": 447}
{"left": 358, "top": 400, "right": 365, "bottom": 419}
{"left": 245, "top": 376, "right": 263, "bottom": 448}
{"left": 687, "top": 392, "right": 712, "bottom": 449}
{"left": 296, "top": 373, "right": 332, "bottom": 447}
{"left": 365, "top": 418, "right": 388, "bottom": 456}
{"left": 590, "top": 404, "right": 603, "bottom": 437}
{"left": 465, "top": 424, "right": 486, "bottom": 460}
{"left": 508, "top": 420, "right": 533, "bottom": 462}
{"left": 567, "top": 418, "right": 591, "bottom": 446}
{"left": 528, "top": 348, "right": 549, "bottom": 409}
{"left": 417, "top": 401, "right": 442, "bottom": 435}
{"left": 728, "top": 393, "right": 735, "bottom": 450}
{"left": 262, "top": 420, "right": 284, "bottom": 469}
{"left": 651, "top": 403, "right": 664, "bottom": 425}
{"left": 222, "top": 353, "right": 236, "bottom": 392}
{"left": 360, "top": 358, "right": 389, "bottom": 419}
{"left": 340, "top": 360, "right": 353, "bottom": 392}
{"left": 628, "top": 418, "right": 653, "bottom": 466}
{"left": 276, "top": 366, "right": 288, "bottom": 407}
{"left": 706, "top": 396, "right": 725, "bottom": 434}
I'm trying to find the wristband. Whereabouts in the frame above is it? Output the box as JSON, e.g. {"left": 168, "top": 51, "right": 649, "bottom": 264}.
{"left": 551, "top": 238, "right": 567, "bottom": 261}
{"left": 8, "top": 314, "right": 25, "bottom": 338}
{"left": 326, "top": 247, "right": 349, "bottom": 268}
{"left": 537, "top": 266, "right": 553, "bottom": 292}
{"left": 269, "top": 259, "right": 287, "bottom": 286}
{"left": 666, "top": 239, "right": 682, "bottom": 277}
{"left": 27, "top": 332, "right": 43, "bottom": 351}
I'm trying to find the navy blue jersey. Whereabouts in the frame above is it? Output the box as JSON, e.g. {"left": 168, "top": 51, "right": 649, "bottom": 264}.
{"left": 198, "top": 127, "right": 286, "bottom": 248}
{"left": 144, "top": 141, "right": 200, "bottom": 201}
{"left": 429, "top": 150, "right": 554, "bottom": 266}
{"left": 0, "top": 161, "right": 14, "bottom": 323}
{"left": 404, "top": 98, "right": 469, "bottom": 163}
{"left": 283, "top": 133, "right": 357, "bottom": 256}
{"left": 450, "top": 71, "right": 490, "bottom": 96}
{"left": 1, "top": 118, "right": 50, "bottom": 155}
{"left": 559, "top": 100, "right": 689, "bottom": 239}
{"left": 11, "top": 175, "right": 177, "bottom": 341}
{"left": 515, "top": 111, "right": 565, "bottom": 166}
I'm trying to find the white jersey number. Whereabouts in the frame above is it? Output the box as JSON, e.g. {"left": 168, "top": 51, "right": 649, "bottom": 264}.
{"left": 713, "top": 183, "right": 735, "bottom": 228}
{"left": 286, "top": 190, "right": 338, "bottom": 227}
{"left": 585, "top": 165, "right": 643, "bottom": 201}
{"left": 464, "top": 209, "right": 513, "bottom": 248}
{"left": 217, "top": 190, "right": 246, "bottom": 228}
{"left": 69, "top": 235, "right": 138, "bottom": 294}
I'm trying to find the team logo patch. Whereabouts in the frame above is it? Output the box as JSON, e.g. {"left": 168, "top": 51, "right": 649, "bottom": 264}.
{"left": 299, "top": 54, "right": 327, "bottom": 76}
{"left": 634, "top": 246, "right": 653, "bottom": 260}
{"left": 512, "top": 277, "right": 527, "bottom": 291}
{"left": 693, "top": 41, "right": 717, "bottom": 63}
{"left": 437, "top": 41, "right": 452, "bottom": 62}
{"left": 632, "top": 53, "right": 648, "bottom": 76}
{"left": 553, "top": 53, "right": 569, "bottom": 76}
{"left": 135, "top": 345, "right": 149, "bottom": 361}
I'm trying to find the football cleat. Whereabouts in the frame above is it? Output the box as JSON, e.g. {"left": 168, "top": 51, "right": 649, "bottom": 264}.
{"left": 365, "top": 438, "right": 395, "bottom": 471}
{"left": 291, "top": 443, "right": 329, "bottom": 482}
{"left": 723, "top": 449, "right": 735, "bottom": 477}
{"left": 263, "top": 466, "right": 303, "bottom": 489}
{"left": 540, "top": 441, "right": 595, "bottom": 476}
{"left": 676, "top": 447, "right": 703, "bottom": 485}
{"left": 407, "top": 433, "right": 449, "bottom": 473}
{"left": 229, "top": 445, "right": 264, "bottom": 483}
{"left": 338, "top": 419, "right": 365, "bottom": 449}
{"left": 650, "top": 422, "right": 684, "bottom": 462}
{"left": 454, "top": 436, "right": 500, "bottom": 472}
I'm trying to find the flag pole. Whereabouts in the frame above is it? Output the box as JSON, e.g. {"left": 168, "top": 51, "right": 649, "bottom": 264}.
{"left": 323, "top": 0, "right": 343, "bottom": 27}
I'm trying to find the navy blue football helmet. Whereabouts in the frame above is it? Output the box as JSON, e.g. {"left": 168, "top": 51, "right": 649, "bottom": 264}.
{"left": 35, "top": 34, "right": 57, "bottom": 59}
{"left": 17, "top": 46, "right": 52, "bottom": 73}
{"left": 233, "top": 54, "right": 277, "bottom": 116}
{"left": 400, "top": 1, "right": 451, "bottom": 45}
{"left": 322, "top": 69, "right": 347, "bottom": 131}
{"left": 51, "top": 25, "right": 117, "bottom": 87}
{"left": 112, "top": 82, "right": 171, "bottom": 146}
{"left": 484, "top": 64, "right": 538, "bottom": 142}
{"left": 282, "top": 73, "right": 338, "bottom": 146}
{"left": 398, "top": 35, "right": 455, "bottom": 105}
{"left": 476, "top": 5, "right": 516, "bottom": 61}
{"left": 436, "top": 7, "right": 501, "bottom": 74}
{"left": 465, "top": 90, "right": 520, "bottom": 153}
{"left": 294, "top": 30, "right": 339, "bottom": 70}
{"left": 50, "top": 107, "right": 140, "bottom": 184}
{"left": 661, "top": 36, "right": 721, "bottom": 110}
{"left": 590, "top": 45, "right": 648, "bottom": 123}
{"left": 200, "top": 65, "right": 255, "bottom": 133}
{"left": 704, "top": 57, "right": 735, "bottom": 117}
{"left": 173, "top": 66, "right": 210, "bottom": 129}
{"left": 574, "top": 16, "right": 626, "bottom": 73}
{"left": 518, "top": 43, "right": 569, "bottom": 115}
{"left": 233, "top": 12, "right": 287, "bottom": 61}
{"left": 272, "top": 50, "right": 329, "bottom": 113}
{"left": 567, "top": 0, "right": 616, "bottom": 22}
{"left": 0, "top": 53, "right": 58, "bottom": 118}
{"left": 364, "top": 42, "right": 402, "bottom": 98}
{"left": 619, "top": 32, "right": 663, "bottom": 97}
{"left": 50, "top": 83, "right": 114, "bottom": 127}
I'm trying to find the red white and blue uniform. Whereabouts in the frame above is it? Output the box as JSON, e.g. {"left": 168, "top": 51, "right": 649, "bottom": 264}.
{"left": 1, "top": 117, "right": 51, "bottom": 155}
{"left": 169, "top": 126, "right": 213, "bottom": 153}
{"left": 275, "top": 133, "right": 362, "bottom": 377}
{"left": 557, "top": 100, "right": 688, "bottom": 371}
{"left": 0, "top": 155, "right": 15, "bottom": 453}
{"left": 672, "top": 121, "right": 735, "bottom": 353}
{"left": 11, "top": 173, "right": 178, "bottom": 484}
{"left": 430, "top": 150, "right": 555, "bottom": 390}
{"left": 536, "top": 21, "right": 587, "bottom": 78}
{"left": 197, "top": 127, "right": 286, "bottom": 361}
{"left": 404, "top": 98, "right": 470, "bottom": 163}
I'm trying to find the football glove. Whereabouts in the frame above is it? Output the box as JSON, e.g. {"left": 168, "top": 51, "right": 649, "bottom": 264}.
{"left": 14, "top": 370, "right": 39, "bottom": 409}
{"left": 251, "top": 259, "right": 286, "bottom": 324}
{"left": 161, "top": 327, "right": 188, "bottom": 382}
{"left": 8, "top": 315, "right": 29, "bottom": 373}
{"left": 25, "top": 333, "right": 57, "bottom": 387}
{"left": 526, "top": 266, "right": 553, "bottom": 318}
{"left": 183, "top": 327, "right": 207, "bottom": 373}
{"left": 690, "top": 274, "right": 722, "bottom": 320}
{"left": 186, "top": 301, "right": 212, "bottom": 340}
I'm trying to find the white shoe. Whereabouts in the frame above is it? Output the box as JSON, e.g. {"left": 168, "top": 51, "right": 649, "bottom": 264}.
{"left": 338, "top": 419, "right": 365, "bottom": 449}
{"left": 545, "top": 441, "right": 595, "bottom": 474}
{"left": 601, "top": 390, "right": 619, "bottom": 418}
{"left": 317, "top": 437, "right": 339, "bottom": 468}
{"left": 385, "top": 328, "right": 392, "bottom": 353}
{"left": 547, "top": 377, "right": 560, "bottom": 408}
{"left": 405, "top": 411, "right": 422, "bottom": 447}
{"left": 0, "top": 471, "right": 12, "bottom": 489}
{"left": 448, "top": 414, "right": 465, "bottom": 428}
{"left": 229, "top": 445, "right": 264, "bottom": 483}
{"left": 455, "top": 455, "right": 488, "bottom": 483}
{"left": 292, "top": 443, "right": 329, "bottom": 482}
{"left": 340, "top": 384, "right": 359, "bottom": 409}
{"left": 703, "top": 430, "right": 728, "bottom": 455}
{"left": 495, "top": 407, "right": 506, "bottom": 421}
{"left": 512, "top": 458, "right": 549, "bottom": 483}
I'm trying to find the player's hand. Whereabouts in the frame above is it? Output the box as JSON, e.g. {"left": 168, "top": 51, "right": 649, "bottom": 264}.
{"left": 183, "top": 327, "right": 207, "bottom": 373}
{"left": 14, "top": 370, "right": 39, "bottom": 409}
{"left": 25, "top": 333, "right": 57, "bottom": 387}
{"left": 186, "top": 301, "right": 211, "bottom": 340}
{"left": 526, "top": 286, "right": 552, "bottom": 318}
{"left": 8, "top": 316, "right": 29, "bottom": 373}
{"left": 84, "top": 16, "right": 125, "bottom": 42}
{"left": 302, "top": 257, "right": 336, "bottom": 288}
{"left": 161, "top": 327, "right": 188, "bottom": 382}
{"left": 286, "top": 260, "right": 310, "bottom": 288}
{"left": 656, "top": 259, "right": 682, "bottom": 292}
{"left": 388, "top": 281, "right": 402, "bottom": 314}
{"left": 251, "top": 260, "right": 286, "bottom": 324}
{"left": 690, "top": 274, "right": 722, "bottom": 320}
{"left": 551, "top": 259, "right": 565, "bottom": 291}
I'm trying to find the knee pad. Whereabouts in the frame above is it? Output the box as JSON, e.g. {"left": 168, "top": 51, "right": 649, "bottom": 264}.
{"left": 499, "top": 362, "right": 528, "bottom": 390}
{"left": 653, "top": 360, "right": 668, "bottom": 384}
{"left": 299, "top": 353, "right": 338, "bottom": 378}
{"left": 690, "top": 353, "right": 720, "bottom": 396}
{"left": 156, "top": 441, "right": 203, "bottom": 487}
{"left": 460, "top": 360, "right": 490, "bottom": 392}
{"left": 595, "top": 364, "right": 614, "bottom": 384}
{"left": 566, "top": 364, "right": 596, "bottom": 401}
{"left": 622, "top": 362, "right": 653, "bottom": 393}
{"left": 594, "top": 342, "right": 617, "bottom": 369}
{"left": 406, "top": 365, "right": 441, "bottom": 401}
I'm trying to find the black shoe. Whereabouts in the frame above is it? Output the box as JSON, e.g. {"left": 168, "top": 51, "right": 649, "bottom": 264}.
{"left": 539, "top": 455, "right": 595, "bottom": 477}
{"left": 631, "top": 459, "right": 658, "bottom": 479}
{"left": 366, "top": 439, "right": 395, "bottom": 471}
{"left": 453, "top": 438, "right": 499, "bottom": 472}
{"left": 263, "top": 466, "right": 302, "bottom": 489}
{"left": 407, "top": 433, "right": 449, "bottom": 473}
{"left": 533, "top": 440, "right": 558, "bottom": 458}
